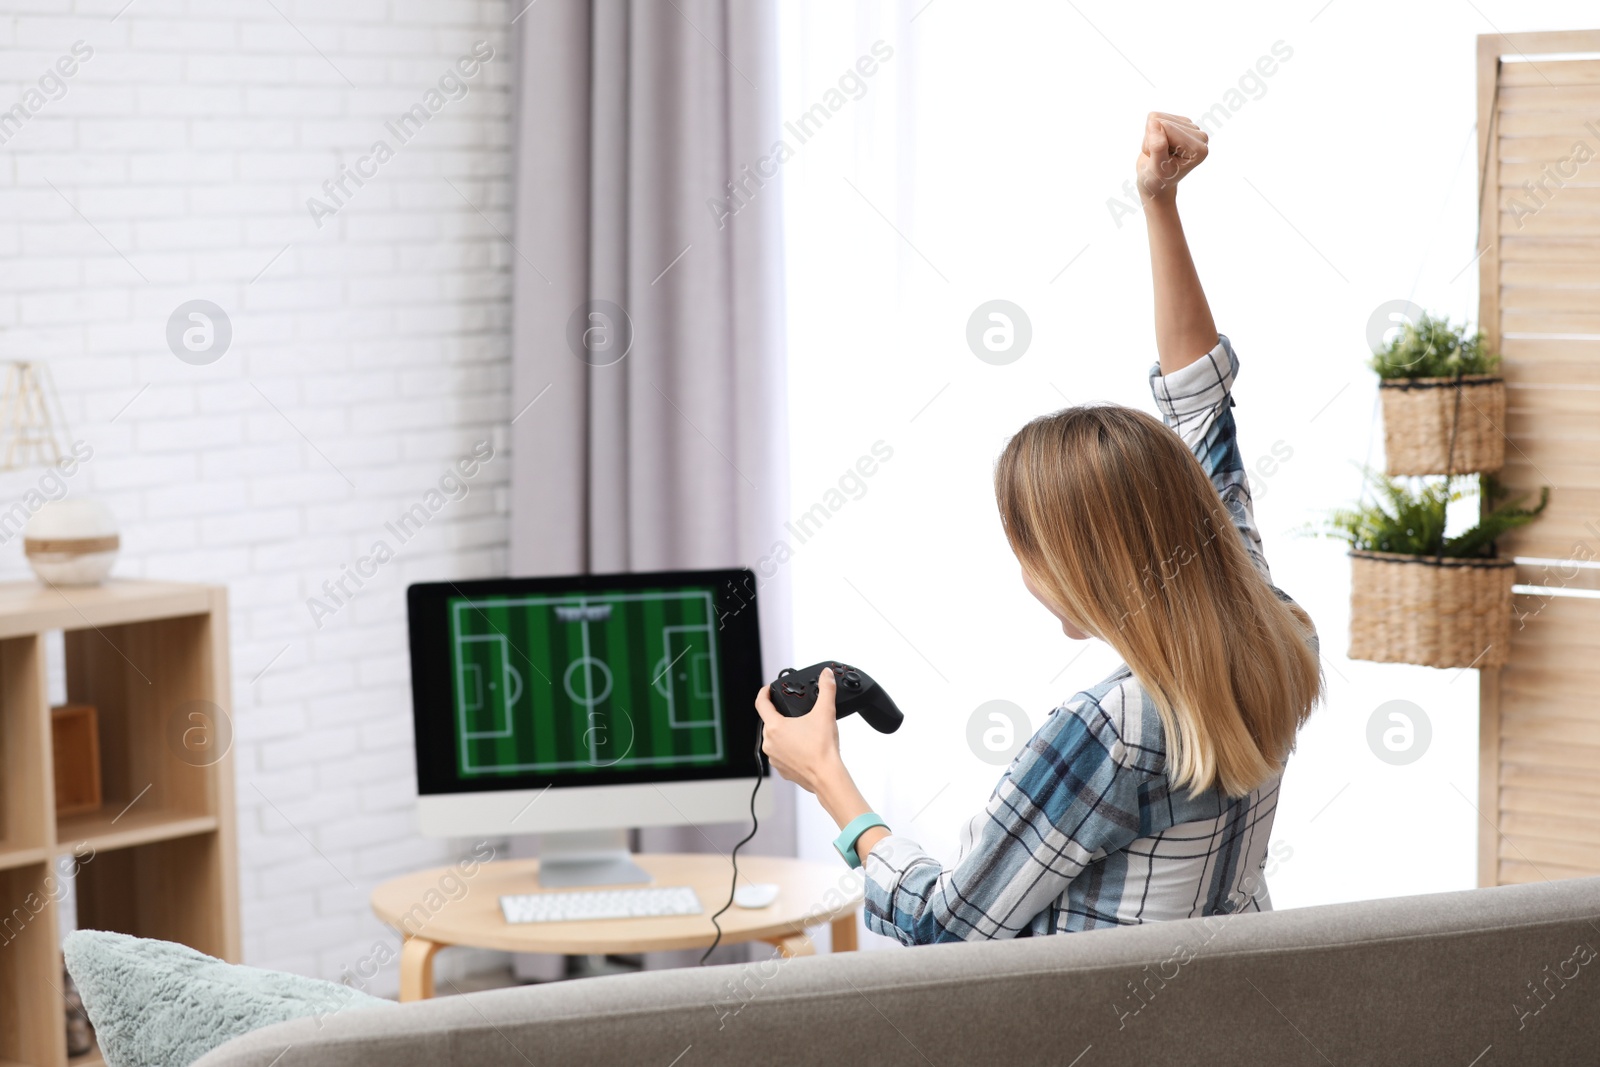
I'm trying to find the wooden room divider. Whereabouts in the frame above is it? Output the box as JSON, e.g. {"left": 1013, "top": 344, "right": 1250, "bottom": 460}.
{"left": 1476, "top": 29, "right": 1600, "bottom": 887}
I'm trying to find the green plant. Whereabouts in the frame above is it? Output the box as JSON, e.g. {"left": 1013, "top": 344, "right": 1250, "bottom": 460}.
{"left": 1370, "top": 313, "right": 1501, "bottom": 380}
{"left": 1325, "top": 471, "right": 1548, "bottom": 558}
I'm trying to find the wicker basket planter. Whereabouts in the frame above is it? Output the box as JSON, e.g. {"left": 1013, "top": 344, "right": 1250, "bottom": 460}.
{"left": 1379, "top": 375, "right": 1505, "bottom": 476}
{"left": 1348, "top": 550, "right": 1515, "bottom": 669}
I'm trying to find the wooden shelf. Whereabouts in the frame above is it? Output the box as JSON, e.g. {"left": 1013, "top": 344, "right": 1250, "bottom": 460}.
{"left": 0, "top": 844, "right": 49, "bottom": 872}
{"left": 56, "top": 810, "right": 218, "bottom": 855}
{"left": 0, "top": 581, "right": 238, "bottom": 1067}
{"left": 0, "top": 581, "right": 214, "bottom": 640}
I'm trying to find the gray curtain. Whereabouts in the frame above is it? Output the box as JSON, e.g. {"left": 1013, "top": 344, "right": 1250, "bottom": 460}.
{"left": 507, "top": 0, "right": 794, "bottom": 966}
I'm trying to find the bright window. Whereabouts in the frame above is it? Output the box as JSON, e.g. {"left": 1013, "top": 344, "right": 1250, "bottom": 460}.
{"left": 776, "top": 0, "right": 1592, "bottom": 924}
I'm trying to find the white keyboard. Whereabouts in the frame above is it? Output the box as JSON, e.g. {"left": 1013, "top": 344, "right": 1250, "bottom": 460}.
{"left": 499, "top": 886, "right": 703, "bottom": 924}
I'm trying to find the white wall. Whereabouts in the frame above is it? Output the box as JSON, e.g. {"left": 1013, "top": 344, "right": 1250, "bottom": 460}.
{"left": 779, "top": 0, "right": 1598, "bottom": 944}
{"left": 0, "top": 0, "right": 514, "bottom": 992}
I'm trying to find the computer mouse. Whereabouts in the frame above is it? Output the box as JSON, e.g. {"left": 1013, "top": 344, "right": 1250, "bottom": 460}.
{"left": 733, "top": 882, "right": 780, "bottom": 909}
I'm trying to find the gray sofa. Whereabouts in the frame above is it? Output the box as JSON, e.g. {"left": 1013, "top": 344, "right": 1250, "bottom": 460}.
{"left": 197, "top": 876, "right": 1600, "bottom": 1067}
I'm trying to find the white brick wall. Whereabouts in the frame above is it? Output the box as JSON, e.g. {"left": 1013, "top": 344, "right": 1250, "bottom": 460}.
{"left": 1, "top": 1, "right": 517, "bottom": 992}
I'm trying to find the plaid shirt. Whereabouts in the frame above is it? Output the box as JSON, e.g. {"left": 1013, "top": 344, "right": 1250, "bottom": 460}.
{"left": 864, "top": 335, "right": 1305, "bottom": 944}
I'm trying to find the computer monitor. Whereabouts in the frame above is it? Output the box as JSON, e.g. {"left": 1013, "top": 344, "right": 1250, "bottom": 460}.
{"left": 406, "top": 568, "right": 771, "bottom": 886}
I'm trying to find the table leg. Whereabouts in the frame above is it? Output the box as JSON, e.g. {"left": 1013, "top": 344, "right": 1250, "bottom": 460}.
{"left": 831, "top": 912, "right": 858, "bottom": 952}
{"left": 763, "top": 933, "right": 816, "bottom": 959}
{"left": 399, "top": 937, "right": 444, "bottom": 1002}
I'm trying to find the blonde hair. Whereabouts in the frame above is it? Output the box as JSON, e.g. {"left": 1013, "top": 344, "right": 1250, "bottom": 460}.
{"left": 995, "top": 403, "right": 1320, "bottom": 798}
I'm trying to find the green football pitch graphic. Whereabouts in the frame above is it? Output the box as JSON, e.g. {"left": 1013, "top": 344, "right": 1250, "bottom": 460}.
{"left": 449, "top": 589, "right": 725, "bottom": 777}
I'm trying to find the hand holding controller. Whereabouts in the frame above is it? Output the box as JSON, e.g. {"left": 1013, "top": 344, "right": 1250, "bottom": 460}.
{"left": 767, "top": 661, "right": 903, "bottom": 734}
{"left": 708, "top": 661, "right": 899, "bottom": 965}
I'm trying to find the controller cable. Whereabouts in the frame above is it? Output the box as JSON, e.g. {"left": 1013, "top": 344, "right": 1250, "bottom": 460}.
{"left": 700, "top": 720, "right": 765, "bottom": 965}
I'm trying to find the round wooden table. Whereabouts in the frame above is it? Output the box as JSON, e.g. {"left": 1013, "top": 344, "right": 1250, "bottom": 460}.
{"left": 370, "top": 854, "right": 865, "bottom": 1000}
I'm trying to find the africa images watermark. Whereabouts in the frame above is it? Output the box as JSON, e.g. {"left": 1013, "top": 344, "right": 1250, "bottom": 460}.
{"left": 711, "top": 440, "right": 895, "bottom": 635}
{"left": 755, "top": 440, "right": 894, "bottom": 588}
{"left": 1514, "top": 517, "right": 1600, "bottom": 631}
{"left": 1109, "top": 444, "right": 1288, "bottom": 635}
{"left": 1112, "top": 839, "right": 1292, "bottom": 1030}
{"left": 0, "top": 844, "right": 96, "bottom": 949}
{"left": 706, "top": 40, "right": 895, "bottom": 231}
{"left": 1511, "top": 940, "right": 1596, "bottom": 1032}
{"left": 306, "top": 41, "right": 497, "bottom": 229}
{"left": 304, "top": 841, "right": 497, "bottom": 1022}
{"left": 306, "top": 440, "right": 495, "bottom": 629}
{"left": 1504, "top": 120, "right": 1600, "bottom": 229}
{"left": 0, "top": 439, "right": 95, "bottom": 546}
{"left": 0, "top": 40, "right": 94, "bottom": 147}
{"left": 1105, "top": 40, "right": 1294, "bottom": 229}
{"left": 711, "top": 866, "right": 867, "bottom": 1030}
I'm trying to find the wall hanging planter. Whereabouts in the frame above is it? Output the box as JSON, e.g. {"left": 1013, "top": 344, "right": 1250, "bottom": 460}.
{"left": 1325, "top": 472, "right": 1548, "bottom": 671}
{"left": 1348, "top": 550, "right": 1514, "bottom": 668}
{"left": 1379, "top": 374, "right": 1506, "bottom": 476}
{"left": 1372, "top": 312, "right": 1504, "bottom": 477}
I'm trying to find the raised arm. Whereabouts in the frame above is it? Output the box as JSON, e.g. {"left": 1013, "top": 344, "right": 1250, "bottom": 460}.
{"left": 1138, "top": 113, "right": 1273, "bottom": 579}
{"left": 1138, "top": 113, "right": 1218, "bottom": 375}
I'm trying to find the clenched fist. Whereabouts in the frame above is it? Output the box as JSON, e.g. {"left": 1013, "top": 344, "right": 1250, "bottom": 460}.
{"left": 1136, "top": 112, "right": 1208, "bottom": 204}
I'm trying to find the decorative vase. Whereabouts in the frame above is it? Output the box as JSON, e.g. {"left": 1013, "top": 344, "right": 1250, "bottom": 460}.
{"left": 1378, "top": 375, "right": 1506, "bottom": 476}
{"left": 1348, "top": 550, "right": 1515, "bottom": 669}
{"left": 23, "top": 499, "right": 120, "bottom": 586}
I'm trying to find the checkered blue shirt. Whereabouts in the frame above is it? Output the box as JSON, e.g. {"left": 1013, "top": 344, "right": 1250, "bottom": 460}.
{"left": 863, "top": 335, "right": 1306, "bottom": 944}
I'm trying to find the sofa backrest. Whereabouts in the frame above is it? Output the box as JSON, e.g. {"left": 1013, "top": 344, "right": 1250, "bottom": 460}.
{"left": 197, "top": 876, "right": 1600, "bottom": 1067}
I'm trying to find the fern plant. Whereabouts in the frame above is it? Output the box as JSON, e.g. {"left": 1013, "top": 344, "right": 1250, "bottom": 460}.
{"left": 1326, "top": 471, "right": 1548, "bottom": 558}
{"left": 1370, "top": 313, "right": 1501, "bottom": 380}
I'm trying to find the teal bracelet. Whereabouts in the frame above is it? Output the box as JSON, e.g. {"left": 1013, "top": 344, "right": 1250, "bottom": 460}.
{"left": 833, "top": 812, "right": 889, "bottom": 868}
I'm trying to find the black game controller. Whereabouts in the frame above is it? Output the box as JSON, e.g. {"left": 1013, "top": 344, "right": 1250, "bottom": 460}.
{"left": 767, "top": 661, "right": 903, "bottom": 734}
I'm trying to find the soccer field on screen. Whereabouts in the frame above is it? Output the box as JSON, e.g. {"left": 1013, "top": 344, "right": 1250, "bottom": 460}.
{"left": 448, "top": 588, "right": 726, "bottom": 777}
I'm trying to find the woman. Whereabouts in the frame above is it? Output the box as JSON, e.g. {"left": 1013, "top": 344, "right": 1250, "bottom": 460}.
{"left": 755, "top": 113, "right": 1322, "bottom": 944}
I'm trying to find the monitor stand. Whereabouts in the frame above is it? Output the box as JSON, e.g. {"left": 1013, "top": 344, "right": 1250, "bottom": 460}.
{"left": 537, "top": 829, "right": 651, "bottom": 888}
